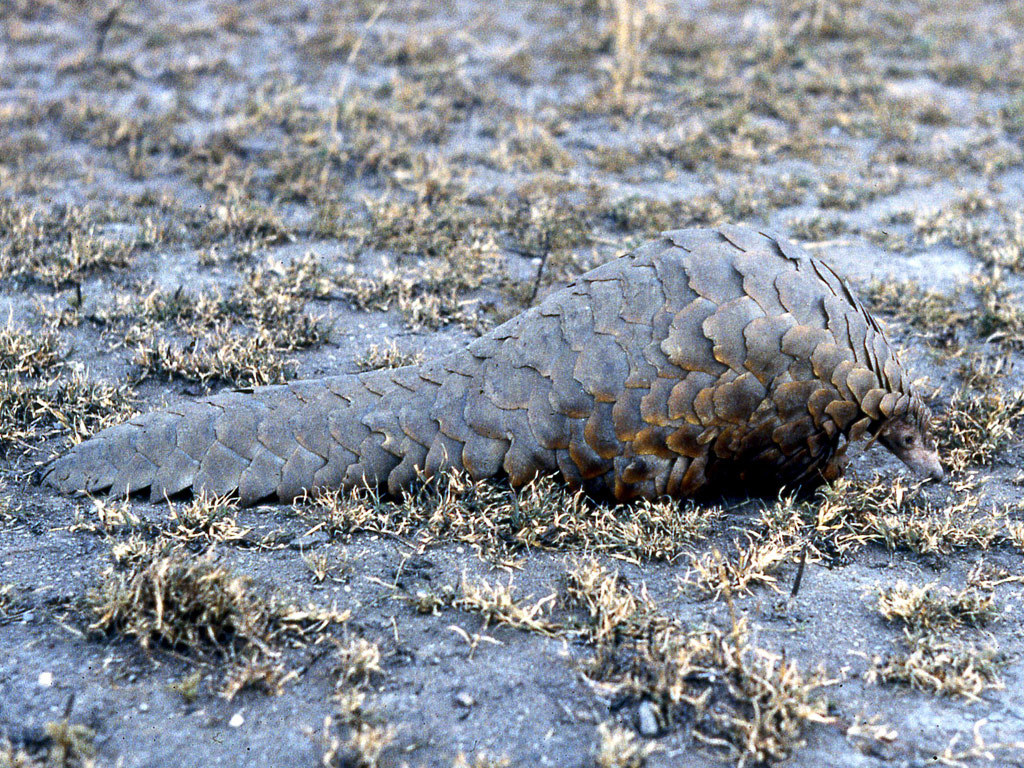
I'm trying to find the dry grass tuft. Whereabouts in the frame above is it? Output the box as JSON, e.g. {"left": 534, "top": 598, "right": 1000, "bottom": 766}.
{"left": 616, "top": 616, "right": 834, "bottom": 768}
{"left": 43, "top": 718, "right": 97, "bottom": 768}
{"left": 335, "top": 261, "right": 492, "bottom": 332}
{"left": 333, "top": 636, "right": 384, "bottom": 690}
{"left": 0, "top": 200, "right": 136, "bottom": 287}
{"left": 220, "top": 651, "right": 290, "bottom": 700}
{"left": 0, "top": 370, "right": 136, "bottom": 453}
{"left": 564, "top": 561, "right": 833, "bottom": 765}
{"left": 595, "top": 722, "right": 658, "bottom": 768}
{"left": 88, "top": 538, "right": 348, "bottom": 697}
{"left": 787, "top": 0, "right": 867, "bottom": 41}
{"left": 129, "top": 325, "right": 299, "bottom": 388}
{"left": 866, "top": 631, "right": 1005, "bottom": 700}
{"left": 321, "top": 635, "right": 394, "bottom": 768}
{"left": 0, "top": 323, "right": 63, "bottom": 376}
{"left": 455, "top": 574, "right": 560, "bottom": 636}
{"left": 0, "top": 315, "right": 133, "bottom": 459}
{"left": 565, "top": 559, "right": 660, "bottom": 648}
{"left": 865, "top": 279, "right": 965, "bottom": 348}
{"left": 330, "top": 190, "right": 505, "bottom": 331}
{"left": 933, "top": 719, "right": 1024, "bottom": 766}
{"left": 353, "top": 341, "right": 423, "bottom": 371}
{"left": 0, "top": 737, "right": 43, "bottom": 768}
{"left": 934, "top": 384, "right": 1024, "bottom": 473}
{"left": 0, "top": 716, "right": 97, "bottom": 768}
{"left": 0, "top": 583, "right": 15, "bottom": 619}
{"left": 868, "top": 269, "right": 1024, "bottom": 355}
{"left": 875, "top": 581, "right": 996, "bottom": 633}
{"left": 165, "top": 494, "right": 251, "bottom": 546}
{"left": 305, "top": 471, "right": 720, "bottom": 563}
{"left": 596, "top": 0, "right": 664, "bottom": 110}
{"left": 968, "top": 560, "right": 1024, "bottom": 589}
{"left": 869, "top": 571, "right": 1009, "bottom": 702}
{"left": 787, "top": 214, "right": 848, "bottom": 242}
{"left": 92, "top": 544, "right": 270, "bottom": 650}
{"left": 99, "top": 254, "right": 331, "bottom": 388}
{"left": 321, "top": 719, "right": 396, "bottom": 768}
{"left": 814, "top": 477, "right": 1013, "bottom": 555}
{"left": 167, "top": 669, "right": 204, "bottom": 703}
{"left": 1007, "top": 520, "right": 1024, "bottom": 554}
{"left": 683, "top": 534, "right": 802, "bottom": 599}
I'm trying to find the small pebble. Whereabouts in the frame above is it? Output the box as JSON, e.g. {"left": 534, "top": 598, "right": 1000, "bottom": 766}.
{"left": 455, "top": 692, "right": 475, "bottom": 708}
{"left": 229, "top": 711, "right": 245, "bottom": 728}
{"left": 139, "top": 703, "right": 149, "bottom": 712}
{"left": 37, "top": 672, "right": 53, "bottom": 688}
{"left": 638, "top": 701, "right": 659, "bottom": 737}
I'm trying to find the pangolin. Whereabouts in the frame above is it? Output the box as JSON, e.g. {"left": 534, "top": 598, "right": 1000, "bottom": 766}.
{"left": 42, "top": 226, "right": 943, "bottom": 506}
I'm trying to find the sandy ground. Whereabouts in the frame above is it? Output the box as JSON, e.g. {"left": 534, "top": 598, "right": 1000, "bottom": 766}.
{"left": 2, "top": 1, "right": 1024, "bottom": 766}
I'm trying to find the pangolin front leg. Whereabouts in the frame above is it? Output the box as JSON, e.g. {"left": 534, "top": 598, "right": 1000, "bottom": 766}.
{"left": 42, "top": 226, "right": 943, "bottom": 506}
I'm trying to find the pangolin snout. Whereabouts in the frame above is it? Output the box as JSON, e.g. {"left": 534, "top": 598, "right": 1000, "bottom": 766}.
{"left": 903, "top": 446, "right": 945, "bottom": 482}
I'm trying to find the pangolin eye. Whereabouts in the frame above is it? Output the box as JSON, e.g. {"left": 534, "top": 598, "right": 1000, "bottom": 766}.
{"left": 902, "top": 434, "right": 916, "bottom": 448}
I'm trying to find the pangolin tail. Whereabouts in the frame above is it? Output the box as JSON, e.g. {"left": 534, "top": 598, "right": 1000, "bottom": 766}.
{"left": 41, "top": 369, "right": 447, "bottom": 505}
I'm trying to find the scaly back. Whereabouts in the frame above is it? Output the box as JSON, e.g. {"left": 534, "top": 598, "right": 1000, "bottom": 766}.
{"left": 43, "top": 226, "right": 924, "bottom": 504}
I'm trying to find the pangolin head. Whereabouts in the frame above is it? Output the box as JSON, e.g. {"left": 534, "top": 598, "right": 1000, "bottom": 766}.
{"left": 875, "top": 401, "right": 943, "bottom": 482}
